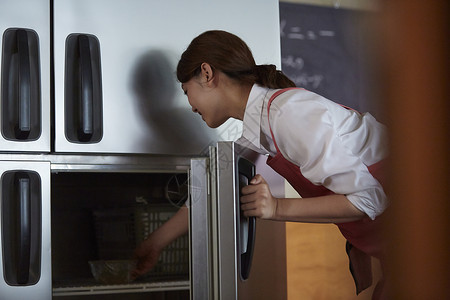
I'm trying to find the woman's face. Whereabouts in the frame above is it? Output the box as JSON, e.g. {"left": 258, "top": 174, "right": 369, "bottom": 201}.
{"left": 181, "top": 76, "right": 228, "bottom": 128}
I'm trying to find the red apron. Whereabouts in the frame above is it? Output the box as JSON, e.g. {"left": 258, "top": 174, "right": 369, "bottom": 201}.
{"left": 265, "top": 88, "right": 387, "bottom": 298}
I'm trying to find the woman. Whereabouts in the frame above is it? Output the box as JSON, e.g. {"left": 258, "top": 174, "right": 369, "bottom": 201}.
{"left": 133, "top": 30, "right": 388, "bottom": 299}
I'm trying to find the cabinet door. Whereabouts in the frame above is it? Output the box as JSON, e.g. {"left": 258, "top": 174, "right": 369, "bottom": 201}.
{"left": 0, "top": 0, "right": 51, "bottom": 152}
{"left": 53, "top": 0, "right": 280, "bottom": 154}
{"left": 0, "top": 160, "right": 51, "bottom": 300}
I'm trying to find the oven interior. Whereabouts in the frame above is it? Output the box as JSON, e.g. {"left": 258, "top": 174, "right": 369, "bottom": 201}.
{"left": 51, "top": 171, "right": 190, "bottom": 299}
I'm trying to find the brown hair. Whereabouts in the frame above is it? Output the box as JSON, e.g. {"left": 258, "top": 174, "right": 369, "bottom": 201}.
{"left": 176, "top": 30, "right": 295, "bottom": 89}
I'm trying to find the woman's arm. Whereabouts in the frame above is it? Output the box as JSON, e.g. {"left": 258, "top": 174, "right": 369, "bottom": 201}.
{"left": 240, "top": 174, "right": 366, "bottom": 223}
{"left": 267, "top": 92, "right": 388, "bottom": 220}
{"left": 132, "top": 206, "right": 188, "bottom": 278}
{"left": 147, "top": 205, "right": 189, "bottom": 249}
{"left": 275, "top": 194, "right": 366, "bottom": 223}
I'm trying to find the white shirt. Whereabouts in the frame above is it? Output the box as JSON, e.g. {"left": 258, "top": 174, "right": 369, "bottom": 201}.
{"left": 236, "top": 84, "right": 389, "bottom": 220}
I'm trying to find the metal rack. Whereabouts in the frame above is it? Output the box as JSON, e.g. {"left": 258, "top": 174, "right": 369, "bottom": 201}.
{"left": 53, "top": 280, "right": 190, "bottom": 296}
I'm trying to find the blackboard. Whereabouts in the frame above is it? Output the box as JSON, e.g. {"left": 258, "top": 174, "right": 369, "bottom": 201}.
{"left": 279, "top": 3, "right": 384, "bottom": 121}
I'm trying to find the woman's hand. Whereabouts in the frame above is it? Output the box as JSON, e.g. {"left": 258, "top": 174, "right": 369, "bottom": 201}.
{"left": 240, "top": 174, "right": 278, "bottom": 219}
{"left": 131, "top": 235, "right": 162, "bottom": 280}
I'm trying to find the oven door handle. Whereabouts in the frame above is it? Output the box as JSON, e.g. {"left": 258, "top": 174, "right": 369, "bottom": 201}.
{"left": 238, "top": 157, "right": 256, "bottom": 281}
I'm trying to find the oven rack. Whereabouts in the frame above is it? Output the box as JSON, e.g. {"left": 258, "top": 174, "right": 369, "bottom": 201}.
{"left": 52, "top": 279, "right": 190, "bottom": 296}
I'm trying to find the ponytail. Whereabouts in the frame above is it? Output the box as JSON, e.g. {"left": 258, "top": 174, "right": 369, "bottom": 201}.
{"left": 252, "top": 64, "right": 296, "bottom": 89}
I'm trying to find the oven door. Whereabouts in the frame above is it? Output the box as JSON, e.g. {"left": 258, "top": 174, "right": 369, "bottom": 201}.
{"left": 190, "top": 142, "right": 286, "bottom": 299}
{"left": 0, "top": 160, "right": 51, "bottom": 300}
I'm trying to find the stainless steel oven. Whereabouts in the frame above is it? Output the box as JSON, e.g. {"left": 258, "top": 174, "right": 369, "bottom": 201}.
{"left": 1, "top": 142, "right": 286, "bottom": 300}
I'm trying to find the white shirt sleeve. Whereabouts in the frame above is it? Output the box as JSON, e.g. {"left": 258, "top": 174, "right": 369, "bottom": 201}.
{"left": 268, "top": 91, "right": 388, "bottom": 220}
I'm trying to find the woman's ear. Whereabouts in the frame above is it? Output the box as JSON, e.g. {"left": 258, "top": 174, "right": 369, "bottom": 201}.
{"left": 200, "top": 62, "right": 214, "bottom": 85}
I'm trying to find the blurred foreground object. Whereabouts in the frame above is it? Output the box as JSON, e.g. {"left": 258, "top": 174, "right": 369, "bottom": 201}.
{"left": 380, "top": 0, "right": 450, "bottom": 299}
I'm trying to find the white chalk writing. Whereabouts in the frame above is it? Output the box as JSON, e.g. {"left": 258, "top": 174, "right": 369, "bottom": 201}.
{"left": 280, "top": 19, "right": 336, "bottom": 41}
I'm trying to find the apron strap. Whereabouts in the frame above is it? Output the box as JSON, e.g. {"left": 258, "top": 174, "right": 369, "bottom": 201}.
{"left": 267, "top": 87, "right": 301, "bottom": 154}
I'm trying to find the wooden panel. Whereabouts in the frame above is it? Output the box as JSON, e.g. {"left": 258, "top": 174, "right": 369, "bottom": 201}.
{"left": 286, "top": 222, "right": 382, "bottom": 299}
{"left": 285, "top": 185, "right": 382, "bottom": 300}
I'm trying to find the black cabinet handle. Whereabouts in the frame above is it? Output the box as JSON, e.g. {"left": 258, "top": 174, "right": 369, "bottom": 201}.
{"left": 1, "top": 28, "right": 40, "bottom": 141}
{"left": 16, "top": 29, "right": 31, "bottom": 136}
{"left": 65, "top": 33, "right": 102, "bottom": 143}
{"left": 1, "top": 170, "right": 41, "bottom": 286}
{"left": 16, "top": 174, "right": 31, "bottom": 284}
{"left": 238, "top": 157, "right": 256, "bottom": 281}
{"left": 78, "top": 35, "right": 94, "bottom": 139}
